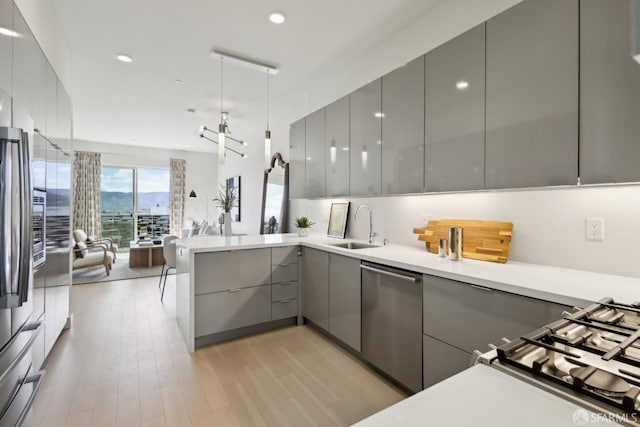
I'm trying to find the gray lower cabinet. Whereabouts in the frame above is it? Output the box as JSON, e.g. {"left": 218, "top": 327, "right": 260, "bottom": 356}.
{"left": 289, "top": 118, "right": 306, "bottom": 199}
{"left": 195, "top": 285, "right": 271, "bottom": 337}
{"left": 325, "top": 96, "right": 350, "bottom": 197}
{"left": 350, "top": 79, "right": 382, "bottom": 196}
{"left": 423, "top": 335, "right": 471, "bottom": 389}
{"left": 271, "top": 246, "right": 299, "bottom": 321}
{"left": 425, "top": 23, "right": 485, "bottom": 192}
{"left": 485, "top": 0, "right": 579, "bottom": 189}
{"left": 328, "top": 253, "right": 361, "bottom": 352}
{"left": 305, "top": 108, "right": 325, "bottom": 198}
{"left": 580, "top": 0, "right": 640, "bottom": 184}
{"left": 381, "top": 56, "right": 424, "bottom": 194}
{"left": 423, "top": 274, "right": 570, "bottom": 355}
{"left": 194, "top": 248, "right": 271, "bottom": 295}
{"left": 302, "top": 247, "right": 329, "bottom": 330}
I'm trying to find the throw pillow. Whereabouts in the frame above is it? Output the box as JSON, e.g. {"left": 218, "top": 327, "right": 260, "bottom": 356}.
{"left": 73, "top": 243, "right": 84, "bottom": 259}
{"left": 77, "top": 241, "right": 89, "bottom": 257}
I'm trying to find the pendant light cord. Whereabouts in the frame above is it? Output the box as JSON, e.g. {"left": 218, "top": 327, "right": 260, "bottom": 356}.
{"left": 266, "top": 70, "right": 270, "bottom": 131}
{"left": 220, "top": 56, "right": 224, "bottom": 125}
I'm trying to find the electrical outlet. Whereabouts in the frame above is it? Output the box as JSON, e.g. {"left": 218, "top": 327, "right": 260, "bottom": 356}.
{"left": 421, "top": 213, "right": 433, "bottom": 225}
{"left": 585, "top": 218, "right": 604, "bottom": 241}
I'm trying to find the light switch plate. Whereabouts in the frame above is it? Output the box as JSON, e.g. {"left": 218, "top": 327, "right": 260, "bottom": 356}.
{"left": 585, "top": 218, "right": 604, "bottom": 241}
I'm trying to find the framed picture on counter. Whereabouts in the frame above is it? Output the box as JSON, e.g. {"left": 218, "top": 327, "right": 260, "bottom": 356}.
{"left": 327, "top": 202, "right": 350, "bottom": 238}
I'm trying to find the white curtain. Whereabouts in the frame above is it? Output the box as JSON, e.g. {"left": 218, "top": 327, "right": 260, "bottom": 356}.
{"left": 169, "top": 159, "right": 186, "bottom": 236}
{"left": 73, "top": 151, "right": 102, "bottom": 237}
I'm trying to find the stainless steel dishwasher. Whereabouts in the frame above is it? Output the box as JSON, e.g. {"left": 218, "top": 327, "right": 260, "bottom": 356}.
{"left": 361, "top": 262, "right": 422, "bottom": 393}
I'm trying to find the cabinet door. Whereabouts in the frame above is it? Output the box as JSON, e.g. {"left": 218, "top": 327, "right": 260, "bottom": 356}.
{"left": 45, "top": 63, "right": 57, "bottom": 137}
{"left": 382, "top": 56, "right": 424, "bottom": 194}
{"left": 305, "top": 108, "right": 325, "bottom": 198}
{"left": 0, "top": 0, "right": 11, "bottom": 97}
{"left": 289, "top": 118, "right": 306, "bottom": 199}
{"left": 194, "top": 248, "right": 271, "bottom": 295}
{"left": 328, "top": 254, "right": 361, "bottom": 352}
{"left": 350, "top": 79, "right": 382, "bottom": 196}
{"left": 423, "top": 274, "right": 570, "bottom": 354}
{"left": 11, "top": 5, "right": 36, "bottom": 116}
{"left": 325, "top": 96, "right": 350, "bottom": 197}
{"left": 31, "top": 47, "right": 47, "bottom": 134}
{"left": 423, "top": 335, "right": 471, "bottom": 389}
{"left": 302, "top": 247, "right": 329, "bottom": 330}
{"left": 580, "top": 0, "right": 640, "bottom": 184}
{"left": 425, "top": 24, "right": 485, "bottom": 192}
{"left": 485, "top": 0, "right": 579, "bottom": 189}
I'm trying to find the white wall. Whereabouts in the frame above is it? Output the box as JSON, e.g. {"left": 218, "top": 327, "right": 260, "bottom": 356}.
{"left": 68, "top": 139, "right": 218, "bottom": 226}
{"left": 292, "top": 184, "right": 640, "bottom": 278}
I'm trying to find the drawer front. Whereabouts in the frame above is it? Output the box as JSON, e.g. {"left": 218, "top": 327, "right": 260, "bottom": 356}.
{"left": 272, "top": 263, "right": 298, "bottom": 284}
{"left": 423, "top": 274, "right": 570, "bottom": 354}
{"left": 272, "top": 281, "right": 298, "bottom": 302}
{"left": 272, "top": 299, "right": 298, "bottom": 321}
{"left": 423, "top": 334, "right": 471, "bottom": 389}
{"left": 195, "top": 248, "right": 271, "bottom": 295}
{"left": 272, "top": 246, "right": 298, "bottom": 266}
{"left": 195, "top": 285, "right": 271, "bottom": 336}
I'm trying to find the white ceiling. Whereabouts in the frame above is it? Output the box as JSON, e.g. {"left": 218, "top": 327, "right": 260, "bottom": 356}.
{"left": 50, "top": 0, "right": 442, "bottom": 152}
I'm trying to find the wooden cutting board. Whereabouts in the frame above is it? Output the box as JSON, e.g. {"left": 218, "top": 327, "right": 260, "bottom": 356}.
{"left": 412, "top": 219, "right": 513, "bottom": 263}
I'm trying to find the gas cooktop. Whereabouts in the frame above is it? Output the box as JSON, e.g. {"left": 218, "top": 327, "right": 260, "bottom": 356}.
{"left": 479, "top": 297, "right": 640, "bottom": 426}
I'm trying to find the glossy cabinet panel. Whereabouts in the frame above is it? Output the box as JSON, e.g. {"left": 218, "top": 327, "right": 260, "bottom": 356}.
{"left": 423, "top": 335, "right": 471, "bottom": 389}
{"left": 302, "top": 247, "right": 329, "bottom": 331}
{"left": 350, "top": 79, "right": 382, "bottom": 196}
{"left": 11, "top": 4, "right": 35, "bottom": 117}
{"left": 0, "top": 87, "right": 10, "bottom": 127}
{"left": 305, "top": 108, "right": 325, "bottom": 198}
{"left": 580, "top": 0, "right": 640, "bottom": 184}
{"left": 45, "top": 63, "right": 57, "bottom": 136}
{"left": 485, "top": 0, "right": 578, "bottom": 188}
{"left": 382, "top": 56, "right": 424, "bottom": 194}
{"left": 0, "top": 0, "right": 12, "bottom": 97}
{"left": 425, "top": 24, "right": 485, "bottom": 191}
{"left": 31, "top": 47, "right": 46, "bottom": 133}
{"left": 325, "top": 96, "right": 350, "bottom": 197}
{"left": 194, "top": 248, "right": 271, "bottom": 295}
{"left": 328, "top": 254, "right": 361, "bottom": 352}
{"left": 289, "top": 118, "right": 306, "bottom": 198}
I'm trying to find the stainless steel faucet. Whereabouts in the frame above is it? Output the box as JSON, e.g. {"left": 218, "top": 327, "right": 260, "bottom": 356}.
{"left": 355, "top": 204, "right": 377, "bottom": 244}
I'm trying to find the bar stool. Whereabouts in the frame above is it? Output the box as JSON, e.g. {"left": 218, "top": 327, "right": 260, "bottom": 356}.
{"left": 159, "top": 235, "right": 178, "bottom": 301}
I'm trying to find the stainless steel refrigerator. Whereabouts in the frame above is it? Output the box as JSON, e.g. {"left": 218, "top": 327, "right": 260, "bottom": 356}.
{"left": 0, "top": 127, "right": 45, "bottom": 426}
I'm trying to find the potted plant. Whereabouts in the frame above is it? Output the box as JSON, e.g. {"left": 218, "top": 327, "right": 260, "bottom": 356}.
{"left": 294, "top": 217, "right": 315, "bottom": 237}
{"left": 213, "top": 185, "right": 238, "bottom": 235}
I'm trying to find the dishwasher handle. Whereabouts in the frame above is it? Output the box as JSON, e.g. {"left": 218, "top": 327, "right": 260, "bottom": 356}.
{"left": 360, "top": 264, "right": 421, "bottom": 283}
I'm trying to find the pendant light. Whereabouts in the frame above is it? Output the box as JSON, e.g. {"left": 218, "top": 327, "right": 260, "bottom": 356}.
{"left": 265, "top": 69, "right": 272, "bottom": 167}
{"left": 218, "top": 56, "right": 226, "bottom": 165}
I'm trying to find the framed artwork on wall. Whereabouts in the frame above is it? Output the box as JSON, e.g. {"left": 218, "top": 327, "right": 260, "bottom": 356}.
{"left": 226, "top": 176, "right": 241, "bottom": 221}
{"left": 327, "top": 202, "right": 350, "bottom": 238}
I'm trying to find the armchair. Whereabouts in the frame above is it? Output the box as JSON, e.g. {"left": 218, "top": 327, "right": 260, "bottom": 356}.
{"left": 73, "top": 229, "right": 119, "bottom": 262}
{"left": 72, "top": 242, "right": 113, "bottom": 275}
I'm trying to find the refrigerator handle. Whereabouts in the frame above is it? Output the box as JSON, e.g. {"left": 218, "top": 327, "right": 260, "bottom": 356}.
{"left": 0, "top": 136, "right": 10, "bottom": 303}
{"left": 17, "top": 130, "right": 31, "bottom": 304}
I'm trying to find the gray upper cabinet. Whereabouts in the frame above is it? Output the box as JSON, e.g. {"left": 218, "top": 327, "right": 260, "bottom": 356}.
{"left": 32, "top": 46, "right": 47, "bottom": 134}
{"left": 289, "top": 118, "right": 306, "bottom": 199}
{"left": 45, "top": 63, "right": 57, "bottom": 137}
{"left": 325, "top": 96, "right": 350, "bottom": 197}
{"left": 11, "top": 4, "right": 35, "bottom": 116}
{"left": 382, "top": 56, "right": 424, "bottom": 194}
{"left": 485, "top": 0, "right": 579, "bottom": 189}
{"left": 425, "top": 24, "right": 485, "bottom": 192}
{"left": 350, "top": 79, "right": 382, "bottom": 196}
{"left": 328, "top": 253, "right": 361, "bottom": 352}
{"left": 305, "top": 108, "right": 325, "bottom": 198}
{"left": 0, "top": 0, "right": 12, "bottom": 97}
{"left": 302, "top": 247, "right": 329, "bottom": 331}
{"left": 580, "top": 0, "right": 640, "bottom": 184}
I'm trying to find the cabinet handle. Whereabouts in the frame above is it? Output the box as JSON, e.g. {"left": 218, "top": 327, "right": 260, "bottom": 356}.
{"left": 227, "top": 288, "right": 243, "bottom": 293}
{"left": 279, "top": 281, "right": 296, "bottom": 286}
{"left": 360, "top": 264, "right": 420, "bottom": 283}
{"left": 470, "top": 284, "right": 494, "bottom": 292}
{"left": 278, "top": 299, "right": 295, "bottom": 303}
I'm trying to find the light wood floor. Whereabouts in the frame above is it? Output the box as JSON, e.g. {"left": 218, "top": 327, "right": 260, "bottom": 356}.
{"left": 32, "top": 276, "right": 406, "bottom": 427}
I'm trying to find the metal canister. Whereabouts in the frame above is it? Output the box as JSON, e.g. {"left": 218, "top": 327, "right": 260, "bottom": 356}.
{"left": 447, "top": 227, "right": 463, "bottom": 261}
{"left": 438, "top": 239, "right": 447, "bottom": 257}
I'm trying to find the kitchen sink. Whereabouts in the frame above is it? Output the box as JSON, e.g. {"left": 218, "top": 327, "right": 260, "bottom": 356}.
{"left": 330, "top": 242, "right": 380, "bottom": 250}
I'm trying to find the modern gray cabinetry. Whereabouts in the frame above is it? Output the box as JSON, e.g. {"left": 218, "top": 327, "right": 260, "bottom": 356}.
{"left": 305, "top": 108, "right": 325, "bottom": 198}
{"left": 425, "top": 24, "right": 485, "bottom": 192}
{"left": 422, "top": 274, "right": 570, "bottom": 388}
{"left": 350, "top": 79, "right": 382, "bottom": 196}
{"left": 485, "top": 0, "right": 579, "bottom": 189}
{"left": 580, "top": 0, "right": 640, "bottom": 184}
{"left": 194, "top": 248, "right": 271, "bottom": 295}
{"left": 289, "top": 118, "right": 306, "bottom": 199}
{"left": 382, "top": 56, "right": 424, "bottom": 194}
{"left": 302, "top": 247, "right": 329, "bottom": 330}
{"left": 328, "top": 253, "right": 361, "bottom": 352}
{"left": 271, "top": 246, "right": 299, "bottom": 321}
{"left": 325, "top": 96, "right": 350, "bottom": 197}
{"left": 0, "top": 0, "right": 11, "bottom": 98}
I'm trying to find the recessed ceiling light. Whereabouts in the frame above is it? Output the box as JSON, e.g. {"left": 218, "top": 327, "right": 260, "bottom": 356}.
{"left": 174, "top": 79, "right": 183, "bottom": 84}
{"left": 374, "top": 112, "right": 385, "bottom": 118}
{"left": 0, "top": 27, "right": 18, "bottom": 37}
{"left": 269, "top": 12, "right": 286, "bottom": 24}
{"left": 456, "top": 80, "right": 469, "bottom": 90}
{"left": 116, "top": 53, "right": 133, "bottom": 63}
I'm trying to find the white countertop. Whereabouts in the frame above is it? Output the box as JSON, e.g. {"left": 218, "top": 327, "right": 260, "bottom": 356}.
{"left": 352, "top": 364, "right": 623, "bottom": 427}
{"left": 177, "top": 233, "right": 639, "bottom": 307}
